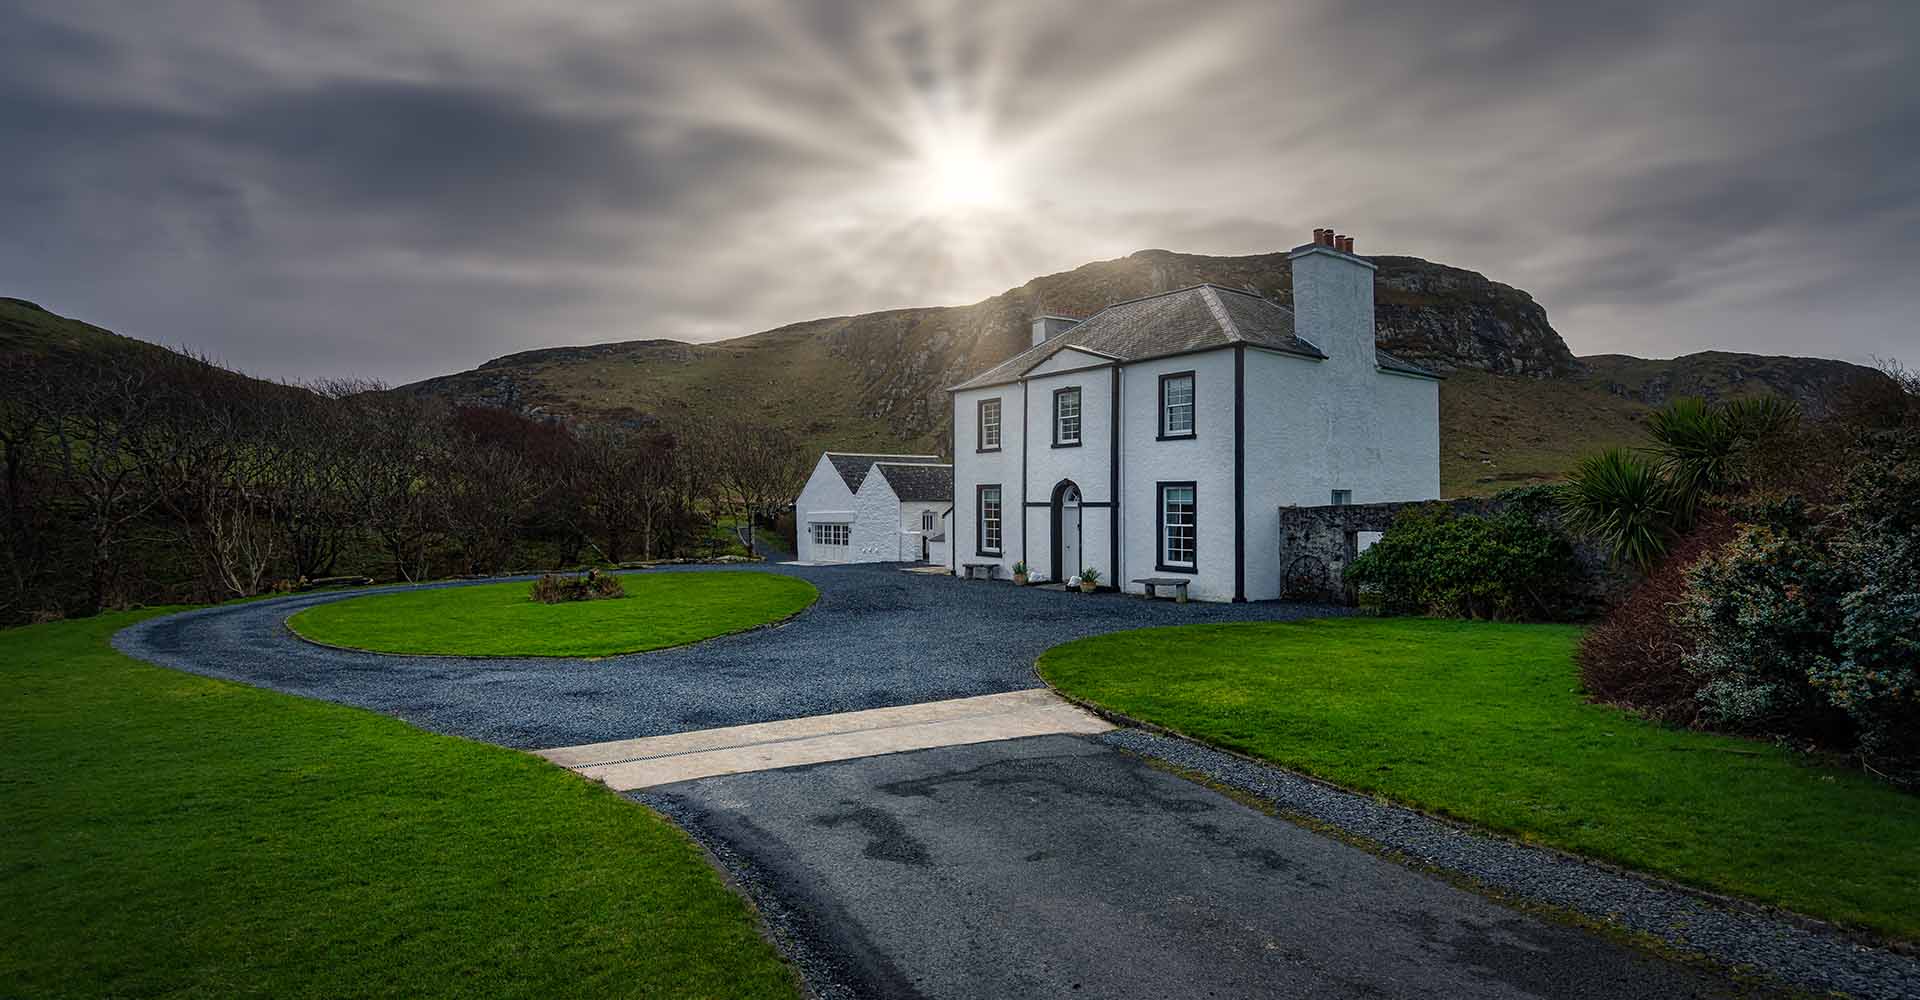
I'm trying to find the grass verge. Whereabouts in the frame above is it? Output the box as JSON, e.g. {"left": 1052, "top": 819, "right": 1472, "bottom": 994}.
{"left": 288, "top": 571, "right": 819, "bottom": 657}
{"left": 1037, "top": 617, "right": 1920, "bottom": 941}
{"left": 0, "top": 610, "right": 801, "bottom": 999}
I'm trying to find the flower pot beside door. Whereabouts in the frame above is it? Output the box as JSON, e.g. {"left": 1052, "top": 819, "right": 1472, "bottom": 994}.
{"left": 1078, "top": 567, "right": 1101, "bottom": 594}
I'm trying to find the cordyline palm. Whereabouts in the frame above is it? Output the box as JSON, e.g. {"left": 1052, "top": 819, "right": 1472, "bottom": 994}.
{"left": 1643, "top": 394, "right": 1800, "bottom": 528}
{"left": 1558, "top": 448, "right": 1673, "bottom": 570}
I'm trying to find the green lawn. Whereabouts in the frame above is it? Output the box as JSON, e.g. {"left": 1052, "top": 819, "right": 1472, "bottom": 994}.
{"left": 288, "top": 571, "right": 818, "bottom": 657}
{"left": 1038, "top": 617, "right": 1920, "bottom": 941}
{"left": 0, "top": 610, "right": 800, "bottom": 999}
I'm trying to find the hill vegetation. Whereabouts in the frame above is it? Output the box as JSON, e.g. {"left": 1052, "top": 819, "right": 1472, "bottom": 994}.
{"left": 394, "top": 249, "right": 1883, "bottom": 495}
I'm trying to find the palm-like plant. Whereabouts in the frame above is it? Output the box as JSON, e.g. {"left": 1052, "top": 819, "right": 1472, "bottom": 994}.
{"left": 1558, "top": 448, "right": 1673, "bottom": 570}
{"left": 1644, "top": 397, "right": 1736, "bottom": 528}
{"left": 1644, "top": 395, "right": 1802, "bottom": 527}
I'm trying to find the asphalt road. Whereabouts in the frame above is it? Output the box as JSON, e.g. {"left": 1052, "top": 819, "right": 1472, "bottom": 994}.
{"left": 111, "top": 562, "right": 1343, "bottom": 748}
{"left": 646, "top": 734, "right": 1748, "bottom": 1000}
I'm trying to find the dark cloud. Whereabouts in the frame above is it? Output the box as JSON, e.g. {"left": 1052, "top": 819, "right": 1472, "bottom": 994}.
{"left": 1, "top": 0, "right": 1915, "bottom": 382}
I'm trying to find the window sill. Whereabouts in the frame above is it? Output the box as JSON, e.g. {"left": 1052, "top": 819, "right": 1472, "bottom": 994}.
{"left": 1155, "top": 432, "right": 1196, "bottom": 442}
{"left": 1153, "top": 564, "right": 1198, "bottom": 575}
{"left": 1051, "top": 440, "right": 1083, "bottom": 449}
{"left": 975, "top": 446, "right": 1002, "bottom": 454}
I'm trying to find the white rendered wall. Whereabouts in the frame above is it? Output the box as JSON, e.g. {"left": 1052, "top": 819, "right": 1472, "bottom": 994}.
{"left": 951, "top": 385, "right": 1024, "bottom": 575}
{"left": 1020, "top": 365, "right": 1114, "bottom": 582}
{"left": 1117, "top": 350, "right": 1239, "bottom": 601}
{"left": 850, "top": 469, "right": 904, "bottom": 562}
{"left": 794, "top": 454, "right": 856, "bottom": 563}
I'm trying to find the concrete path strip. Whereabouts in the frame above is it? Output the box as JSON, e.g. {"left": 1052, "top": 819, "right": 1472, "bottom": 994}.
{"left": 537, "top": 689, "right": 1112, "bottom": 790}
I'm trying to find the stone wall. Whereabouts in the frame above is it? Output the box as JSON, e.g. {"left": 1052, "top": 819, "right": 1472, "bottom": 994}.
{"left": 1277, "top": 494, "right": 1627, "bottom": 611}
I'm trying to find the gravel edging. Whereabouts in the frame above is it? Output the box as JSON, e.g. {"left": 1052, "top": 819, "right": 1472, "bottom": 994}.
{"left": 1098, "top": 727, "right": 1920, "bottom": 1000}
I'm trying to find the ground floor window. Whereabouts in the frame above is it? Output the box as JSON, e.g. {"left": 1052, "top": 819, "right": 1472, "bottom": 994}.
{"left": 1157, "top": 482, "right": 1196, "bottom": 571}
{"left": 978, "top": 485, "right": 1003, "bottom": 555}
{"left": 811, "top": 523, "right": 850, "bottom": 547}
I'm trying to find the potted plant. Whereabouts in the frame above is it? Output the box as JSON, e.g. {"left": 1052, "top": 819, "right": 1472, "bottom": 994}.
{"left": 1078, "top": 567, "right": 1101, "bottom": 594}
{"left": 1012, "top": 560, "right": 1029, "bottom": 586}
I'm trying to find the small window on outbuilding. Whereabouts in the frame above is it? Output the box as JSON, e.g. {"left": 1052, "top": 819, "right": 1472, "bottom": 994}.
{"left": 1331, "top": 489, "right": 1352, "bottom": 506}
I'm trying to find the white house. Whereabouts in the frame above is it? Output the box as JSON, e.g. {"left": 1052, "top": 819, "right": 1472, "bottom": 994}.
{"left": 794, "top": 452, "right": 953, "bottom": 563}
{"left": 947, "top": 229, "right": 1441, "bottom": 602}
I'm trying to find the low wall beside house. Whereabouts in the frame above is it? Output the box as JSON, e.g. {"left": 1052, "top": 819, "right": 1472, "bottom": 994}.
{"left": 1277, "top": 494, "right": 1625, "bottom": 609}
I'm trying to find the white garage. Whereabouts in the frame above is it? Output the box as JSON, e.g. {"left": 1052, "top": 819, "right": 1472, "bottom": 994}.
{"left": 795, "top": 452, "right": 952, "bottom": 564}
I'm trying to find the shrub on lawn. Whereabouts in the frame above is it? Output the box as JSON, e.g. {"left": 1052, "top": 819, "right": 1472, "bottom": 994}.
{"left": 530, "top": 568, "right": 626, "bottom": 603}
{"left": 1345, "top": 504, "right": 1576, "bottom": 620}
{"left": 1573, "top": 512, "right": 1735, "bottom": 725}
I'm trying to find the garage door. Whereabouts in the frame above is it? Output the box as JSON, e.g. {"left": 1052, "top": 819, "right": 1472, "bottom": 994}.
{"left": 808, "top": 522, "right": 852, "bottom": 563}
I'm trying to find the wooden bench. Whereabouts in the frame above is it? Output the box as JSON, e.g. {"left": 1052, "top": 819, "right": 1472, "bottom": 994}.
{"left": 960, "top": 562, "right": 1000, "bottom": 581}
{"left": 1133, "top": 577, "right": 1191, "bottom": 603}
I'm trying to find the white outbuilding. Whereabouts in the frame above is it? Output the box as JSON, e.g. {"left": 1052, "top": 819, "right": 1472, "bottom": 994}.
{"left": 946, "top": 229, "right": 1442, "bottom": 601}
{"left": 794, "top": 452, "right": 953, "bottom": 564}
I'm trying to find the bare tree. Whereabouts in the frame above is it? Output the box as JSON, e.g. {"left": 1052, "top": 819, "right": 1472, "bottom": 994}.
{"left": 704, "top": 418, "right": 808, "bottom": 557}
{"left": 273, "top": 380, "right": 365, "bottom": 580}
{"left": 37, "top": 351, "right": 165, "bottom": 613}
{"left": 134, "top": 353, "right": 296, "bottom": 599}
{"left": 340, "top": 390, "right": 448, "bottom": 583}
{"left": 437, "top": 440, "right": 542, "bottom": 574}
{"left": 569, "top": 423, "right": 690, "bottom": 563}
{"left": 0, "top": 354, "right": 52, "bottom": 615}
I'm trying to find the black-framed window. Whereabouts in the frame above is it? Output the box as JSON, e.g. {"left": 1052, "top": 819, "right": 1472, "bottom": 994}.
{"left": 1331, "top": 489, "right": 1351, "bottom": 506}
{"left": 1156, "top": 481, "right": 1196, "bottom": 572}
{"left": 810, "top": 523, "right": 849, "bottom": 547}
{"left": 1158, "top": 371, "right": 1195, "bottom": 439}
{"left": 977, "top": 397, "right": 1002, "bottom": 452}
{"left": 1053, "top": 387, "right": 1081, "bottom": 447}
{"left": 977, "top": 484, "right": 1003, "bottom": 555}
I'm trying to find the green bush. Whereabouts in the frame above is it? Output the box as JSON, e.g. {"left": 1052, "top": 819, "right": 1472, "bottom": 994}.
{"left": 1677, "top": 501, "right": 1851, "bottom": 740}
{"left": 529, "top": 568, "right": 626, "bottom": 604}
{"left": 1677, "top": 441, "right": 1920, "bottom": 768}
{"left": 1345, "top": 504, "right": 1576, "bottom": 620}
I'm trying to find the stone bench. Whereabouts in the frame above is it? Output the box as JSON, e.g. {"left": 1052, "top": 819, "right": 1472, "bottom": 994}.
{"left": 1133, "top": 577, "right": 1191, "bottom": 603}
{"left": 960, "top": 562, "right": 1000, "bottom": 581}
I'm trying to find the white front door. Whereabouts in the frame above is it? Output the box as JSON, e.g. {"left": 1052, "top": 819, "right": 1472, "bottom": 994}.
{"left": 1059, "top": 487, "right": 1081, "bottom": 580}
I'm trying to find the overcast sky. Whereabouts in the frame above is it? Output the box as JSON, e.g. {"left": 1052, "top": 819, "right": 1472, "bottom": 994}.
{"left": 4, "top": 0, "right": 1915, "bottom": 384}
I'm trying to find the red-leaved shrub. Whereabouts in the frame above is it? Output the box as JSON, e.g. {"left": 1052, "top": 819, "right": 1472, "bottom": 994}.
{"left": 1574, "top": 512, "right": 1736, "bottom": 724}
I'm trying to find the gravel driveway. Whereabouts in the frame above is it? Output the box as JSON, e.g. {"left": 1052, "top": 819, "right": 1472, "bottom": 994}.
{"left": 112, "top": 563, "right": 1342, "bottom": 748}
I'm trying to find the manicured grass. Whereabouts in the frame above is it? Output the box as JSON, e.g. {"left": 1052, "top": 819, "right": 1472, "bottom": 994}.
{"left": 1038, "top": 617, "right": 1920, "bottom": 941}
{"left": 288, "top": 571, "right": 818, "bottom": 657}
{"left": 0, "top": 610, "right": 800, "bottom": 999}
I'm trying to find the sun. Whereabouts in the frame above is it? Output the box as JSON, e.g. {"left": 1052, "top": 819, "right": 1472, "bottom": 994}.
{"left": 911, "top": 131, "right": 1013, "bottom": 218}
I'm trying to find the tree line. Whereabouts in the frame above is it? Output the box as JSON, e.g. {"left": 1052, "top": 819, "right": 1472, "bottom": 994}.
{"left": 0, "top": 346, "right": 812, "bottom": 624}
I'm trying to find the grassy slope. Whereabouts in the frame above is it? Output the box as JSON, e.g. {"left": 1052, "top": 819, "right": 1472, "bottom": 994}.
{"left": 289, "top": 572, "right": 819, "bottom": 657}
{"left": 0, "top": 610, "right": 800, "bottom": 999}
{"left": 1438, "top": 371, "right": 1652, "bottom": 496}
{"left": 1039, "top": 618, "right": 1920, "bottom": 941}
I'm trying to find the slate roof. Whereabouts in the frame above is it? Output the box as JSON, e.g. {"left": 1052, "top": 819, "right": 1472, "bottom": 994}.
{"left": 826, "top": 452, "right": 943, "bottom": 492}
{"left": 947, "top": 283, "right": 1436, "bottom": 390}
{"left": 872, "top": 462, "right": 954, "bottom": 502}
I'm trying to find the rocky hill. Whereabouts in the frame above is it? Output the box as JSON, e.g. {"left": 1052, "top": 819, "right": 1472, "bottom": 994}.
{"left": 7, "top": 248, "right": 1887, "bottom": 497}
{"left": 402, "top": 249, "right": 1581, "bottom": 447}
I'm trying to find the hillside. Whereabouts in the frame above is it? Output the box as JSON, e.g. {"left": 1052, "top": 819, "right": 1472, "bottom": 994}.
{"left": 400, "top": 248, "right": 1882, "bottom": 495}
{"left": 402, "top": 249, "right": 1579, "bottom": 446}
{"left": 7, "top": 249, "right": 1885, "bottom": 497}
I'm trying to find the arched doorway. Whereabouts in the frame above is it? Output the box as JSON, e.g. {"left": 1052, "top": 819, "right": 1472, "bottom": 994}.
{"left": 1050, "top": 480, "right": 1082, "bottom": 582}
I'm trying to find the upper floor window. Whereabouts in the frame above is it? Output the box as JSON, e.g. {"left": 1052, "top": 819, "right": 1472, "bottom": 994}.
{"left": 1053, "top": 387, "right": 1082, "bottom": 447}
{"left": 1159, "top": 372, "right": 1195, "bottom": 439}
{"left": 977, "top": 397, "right": 1002, "bottom": 452}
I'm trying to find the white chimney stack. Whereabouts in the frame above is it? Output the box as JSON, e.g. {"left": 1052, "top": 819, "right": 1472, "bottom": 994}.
{"left": 1030, "top": 314, "right": 1080, "bottom": 347}
{"left": 1288, "top": 227, "right": 1376, "bottom": 367}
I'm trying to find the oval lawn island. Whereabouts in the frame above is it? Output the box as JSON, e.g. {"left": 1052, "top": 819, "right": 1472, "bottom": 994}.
{"left": 288, "top": 571, "right": 819, "bottom": 658}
